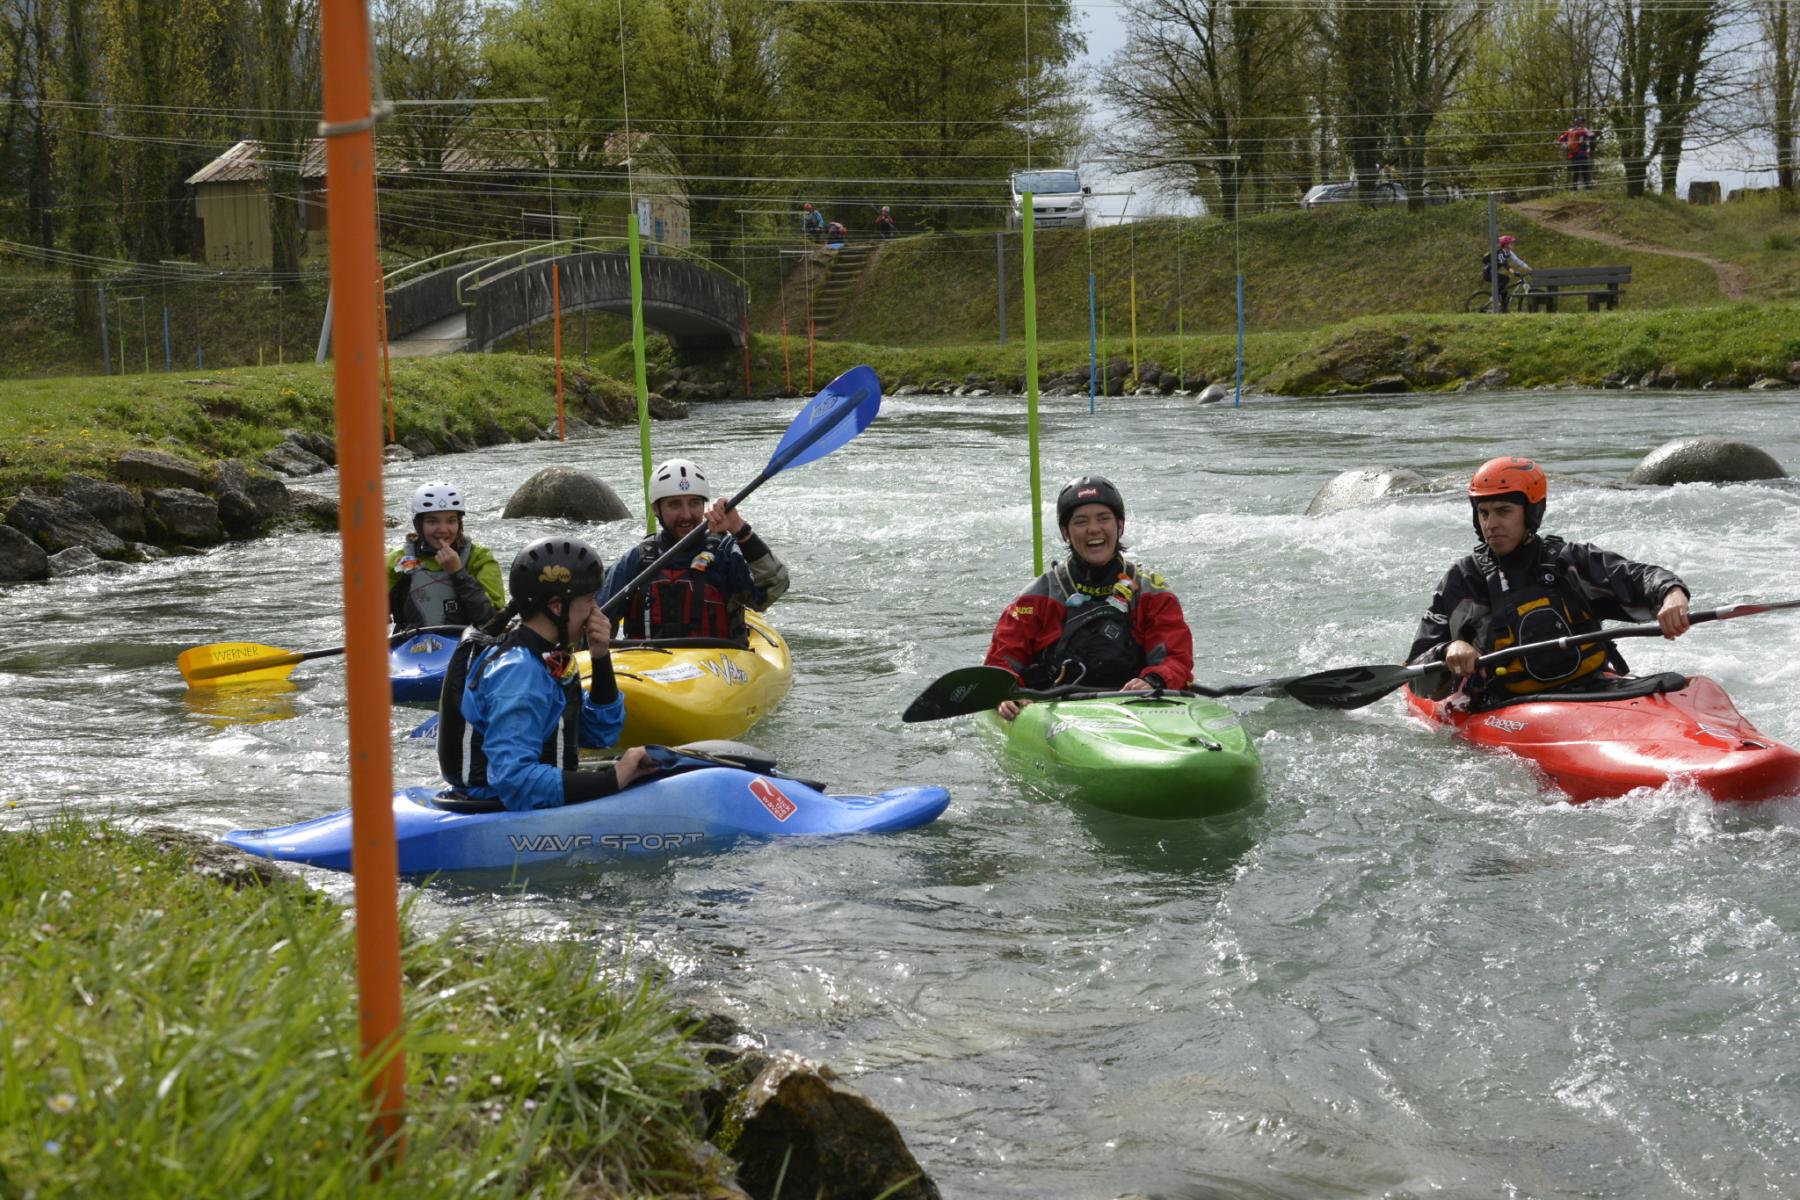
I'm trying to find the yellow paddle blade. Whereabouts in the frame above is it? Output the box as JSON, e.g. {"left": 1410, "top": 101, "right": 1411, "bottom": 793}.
{"left": 179, "top": 641, "right": 306, "bottom": 686}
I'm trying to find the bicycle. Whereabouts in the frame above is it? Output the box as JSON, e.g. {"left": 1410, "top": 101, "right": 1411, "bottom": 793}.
{"left": 1464, "top": 276, "right": 1531, "bottom": 313}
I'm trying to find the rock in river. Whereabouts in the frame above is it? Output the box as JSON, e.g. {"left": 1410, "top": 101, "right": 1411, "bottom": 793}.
{"left": 1625, "top": 438, "right": 1788, "bottom": 486}
{"left": 1305, "top": 466, "right": 1435, "bottom": 517}
{"left": 502, "top": 467, "right": 632, "bottom": 523}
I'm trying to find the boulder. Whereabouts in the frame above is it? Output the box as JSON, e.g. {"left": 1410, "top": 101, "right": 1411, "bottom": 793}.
{"left": 1626, "top": 438, "right": 1788, "bottom": 486}
{"left": 1365, "top": 374, "right": 1409, "bottom": 394}
{"left": 260, "top": 440, "right": 330, "bottom": 477}
{"left": 145, "top": 487, "right": 223, "bottom": 544}
{"left": 213, "top": 459, "right": 290, "bottom": 537}
{"left": 648, "top": 393, "right": 690, "bottom": 421}
{"left": 383, "top": 443, "right": 417, "bottom": 463}
{"left": 282, "top": 428, "right": 336, "bottom": 465}
{"left": 730, "top": 1052, "right": 941, "bottom": 1200}
{"left": 1462, "top": 366, "right": 1510, "bottom": 392}
{"left": 1306, "top": 466, "right": 1434, "bottom": 517}
{"left": 3, "top": 494, "right": 129, "bottom": 558}
{"left": 1196, "top": 382, "right": 1230, "bottom": 404}
{"left": 285, "top": 488, "right": 340, "bottom": 530}
{"left": 503, "top": 468, "right": 632, "bottom": 523}
{"left": 61, "top": 474, "right": 146, "bottom": 540}
{"left": 111, "top": 447, "right": 212, "bottom": 492}
{"left": 47, "top": 545, "right": 109, "bottom": 577}
{"left": 0, "top": 524, "right": 49, "bottom": 581}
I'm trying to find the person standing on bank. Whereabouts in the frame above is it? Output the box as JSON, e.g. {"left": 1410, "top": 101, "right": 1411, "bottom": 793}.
{"left": 1556, "top": 117, "right": 1597, "bottom": 191}
{"left": 1406, "top": 456, "right": 1691, "bottom": 711}
{"left": 984, "top": 475, "right": 1194, "bottom": 720}
{"left": 600, "top": 458, "right": 790, "bottom": 643}
{"left": 387, "top": 480, "right": 504, "bottom": 630}
{"left": 875, "top": 206, "right": 896, "bottom": 239}
{"left": 438, "top": 537, "right": 658, "bottom": 811}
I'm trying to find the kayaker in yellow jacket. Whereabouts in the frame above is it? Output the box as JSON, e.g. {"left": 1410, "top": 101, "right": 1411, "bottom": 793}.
{"left": 386, "top": 480, "right": 505, "bottom": 630}
{"left": 1407, "top": 456, "right": 1691, "bottom": 708}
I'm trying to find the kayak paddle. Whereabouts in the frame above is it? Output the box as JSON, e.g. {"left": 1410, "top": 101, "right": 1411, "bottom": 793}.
{"left": 600, "top": 364, "right": 882, "bottom": 620}
{"left": 179, "top": 624, "right": 466, "bottom": 687}
{"left": 1278, "top": 597, "right": 1800, "bottom": 711}
{"left": 901, "top": 665, "right": 1291, "bottom": 723}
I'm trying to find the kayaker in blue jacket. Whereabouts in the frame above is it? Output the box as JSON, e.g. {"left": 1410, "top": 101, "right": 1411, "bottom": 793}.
{"left": 600, "top": 457, "right": 790, "bottom": 643}
{"left": 1406, "top": 456, "right": 1691, "bottom": 709}
{"left": 439, "top": 537, "right": 657, "bottom": 811}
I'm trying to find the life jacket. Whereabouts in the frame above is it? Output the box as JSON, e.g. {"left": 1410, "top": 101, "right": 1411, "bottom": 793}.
{"left": 392, "top": 536, "right": 472, "bottom": 627}
{"left": 1025, "top": 558, "right": 1148, "bottom": 689}
{"left": 437, "top": 627, "right": 580, "bottom": 791}
{"left": 1477, "top": 544, "right": 1610, "bottom": 695}
{"left": 621, "top": 533, "right": 739, "bottom": 641}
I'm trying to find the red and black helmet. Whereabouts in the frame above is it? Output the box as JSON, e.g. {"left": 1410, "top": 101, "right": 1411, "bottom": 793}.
{"left": 1056, "top": 474, "right": 1125, "bottom": 529}
{"left": 1468, "top": 456, "right": 1547, "bottom": 534}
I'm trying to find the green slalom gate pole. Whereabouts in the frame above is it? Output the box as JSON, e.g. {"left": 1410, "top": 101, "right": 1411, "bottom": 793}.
{"left": 1023, "top": 194, "right": 1043, "bottom": 575}
{"left": 1087, "top": 272, "right": 1097, "bottom": 415}
{"left": 628, "top": 219, "right": 655, "bottom": 535}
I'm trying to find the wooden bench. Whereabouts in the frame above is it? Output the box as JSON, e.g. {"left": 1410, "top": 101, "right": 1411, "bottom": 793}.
{"left": 1523, "top": 265, "right": 1631, "bottom": 312}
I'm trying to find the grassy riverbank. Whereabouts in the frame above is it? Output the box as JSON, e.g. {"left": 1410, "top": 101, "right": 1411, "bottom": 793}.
{"left": 0, "top": 820, "right": 722, "bottom": 1197}
{"left": 0, "top": 355, "right": 637, "bottom": 496}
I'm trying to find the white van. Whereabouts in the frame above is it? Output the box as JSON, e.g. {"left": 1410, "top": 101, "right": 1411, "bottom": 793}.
{"left": 1008, "top": 169, "right": 1089, "bottom": 229}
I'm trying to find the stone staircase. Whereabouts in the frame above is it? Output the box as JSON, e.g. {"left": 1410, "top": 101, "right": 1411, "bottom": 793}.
{"left": 806, "top": 243, "right": 877, "bottom": 331}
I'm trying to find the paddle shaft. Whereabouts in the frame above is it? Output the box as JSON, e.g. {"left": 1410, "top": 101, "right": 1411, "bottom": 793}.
{"left": 184, "top": 624, "right": 466, "bottom": 683}
{"left": 1477, "top": 599, "right": 1800, "bottom": 676}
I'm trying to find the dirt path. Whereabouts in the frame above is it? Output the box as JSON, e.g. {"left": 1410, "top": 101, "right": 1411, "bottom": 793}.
{"left": 1515, "top": 198, "right": 1750, "bottom": 300}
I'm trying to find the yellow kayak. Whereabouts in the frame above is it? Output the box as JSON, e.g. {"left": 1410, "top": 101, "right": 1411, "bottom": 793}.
{"left": 576, "top": 610, "right": 792, "bottom": 747}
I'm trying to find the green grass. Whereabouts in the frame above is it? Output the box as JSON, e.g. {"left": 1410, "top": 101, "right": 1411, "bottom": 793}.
{"left": 0, "top": 820, "right": 722, "bottom": 1198}
{"left": 772, "top": 199, "right": 1731, "bottom": 348}
{"left": 0, "top": 355, "right": 639, "bottom": 496}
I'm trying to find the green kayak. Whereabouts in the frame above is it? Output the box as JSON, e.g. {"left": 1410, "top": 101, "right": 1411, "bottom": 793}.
{"left": 978, "top": 693, "right": 1263, "bottom": 819}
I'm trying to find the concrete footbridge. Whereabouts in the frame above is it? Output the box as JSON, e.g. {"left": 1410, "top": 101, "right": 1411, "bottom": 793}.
{"left": 380, "top": 239, "right": 749, "bottom": 357}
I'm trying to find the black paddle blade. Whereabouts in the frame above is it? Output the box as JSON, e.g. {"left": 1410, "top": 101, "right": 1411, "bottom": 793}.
{"left": 903, "top": 666, "right": 1018, "bottom": 723}
{"left": 1280, "top": 663, "right": 1429, "bottom": 710}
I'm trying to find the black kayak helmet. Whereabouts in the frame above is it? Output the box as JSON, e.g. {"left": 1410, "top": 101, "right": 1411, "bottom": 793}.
{"left": 1056, "top": 474, "right": 1126, "bottom": 530}
{"left": 508, "top": 537, "right": 604, "bottom": 613}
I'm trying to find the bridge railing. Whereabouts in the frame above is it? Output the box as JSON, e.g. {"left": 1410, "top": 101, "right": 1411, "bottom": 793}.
{"left": 453, "top": 237, "right": 747, "bottom": 307}
{"left": 382, "top": 240, "right": 541, "bottom": 290}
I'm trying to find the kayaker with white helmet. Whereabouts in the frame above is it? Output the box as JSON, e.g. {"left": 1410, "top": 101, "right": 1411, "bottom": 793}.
{"left": 985, "top": 475, "right": 1194, "bottom": 721}
{"left": 1407, "top": 455, "right": 1692, "bottom": 708}
{"left": 386, "top": 480, "right": 504, "bottom": 629}
{"left": 599, "top": 458, "right": 790, "bottom": 643}
{"left": 437, "top": 537, "right": 657, "bottom": 811}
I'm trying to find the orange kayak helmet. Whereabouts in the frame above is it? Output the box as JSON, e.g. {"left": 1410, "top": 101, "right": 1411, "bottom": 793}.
{"left": 1468, "top": 455, "right": 1547, "bottom": 534}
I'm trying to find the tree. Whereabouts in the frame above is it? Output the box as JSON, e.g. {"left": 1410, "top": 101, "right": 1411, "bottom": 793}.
{"left": 1756, "top": 0, "right": 1799, "bottom": 196}
{"left": 1097, "top": 0, "right": 1312, "bottom": 217}
{"left": 247, "top": 0, "right": 319, "bottom": 281}
{"left": 61, "top": 0, "right": 111, "bottom": 334}
{"left": 777, "top": 0, "right": 1083, "bottom": 230}
{"left": 634, "top": 0, "right": 782, "bottom": 248}
{"left": 1386, "top": 0, "right": 1484, "bottom": 209}
{"left": 1318, "top": 0, "right": 1401, "bottom": 199}
{"left": 1648, "top": 0, "right": 1724, "bottom": 194}
{"left": 374, "top": 0, "right": 484, "bottom": 172}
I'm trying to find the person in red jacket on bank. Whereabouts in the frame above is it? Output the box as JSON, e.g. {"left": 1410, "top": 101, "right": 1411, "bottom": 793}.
{"left": 984, "top": 475, "right": 1195, "bottom": 720}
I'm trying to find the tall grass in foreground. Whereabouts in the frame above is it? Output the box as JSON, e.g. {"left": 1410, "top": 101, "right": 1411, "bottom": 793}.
{"left": 0, "top": 821, "right": 718, "bottom": 1198}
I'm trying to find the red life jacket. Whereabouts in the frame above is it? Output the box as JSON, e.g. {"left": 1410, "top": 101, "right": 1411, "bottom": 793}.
{"left": 622, "top": 534, "right": 737, "bottom": 641}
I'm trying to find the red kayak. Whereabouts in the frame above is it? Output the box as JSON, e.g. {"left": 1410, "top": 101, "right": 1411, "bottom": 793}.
{"left": 1403, "top": 674, "right": 1800, "bottom": 804}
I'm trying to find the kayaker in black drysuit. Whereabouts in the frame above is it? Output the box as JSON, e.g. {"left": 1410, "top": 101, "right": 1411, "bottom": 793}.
{"left": 1406, "top": 455, "right": 1692, "bottom": 710}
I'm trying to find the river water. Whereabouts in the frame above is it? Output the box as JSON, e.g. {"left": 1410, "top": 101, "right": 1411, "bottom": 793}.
{"left": 6, "top": 388, "right": 1800, "bottom": 1198}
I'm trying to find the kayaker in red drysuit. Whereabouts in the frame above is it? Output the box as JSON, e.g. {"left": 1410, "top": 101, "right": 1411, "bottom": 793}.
{"left": 438, "top": 537, "right": 658, "bottom": 811}
{"left": 1406, "top": 456, "right": 1691, "bottom": 709}
{"left": 599, "top": 457, "right": 790, "bottom": 644}
{"left": 985, "top": 475, "right": 1195, "bottom": 721}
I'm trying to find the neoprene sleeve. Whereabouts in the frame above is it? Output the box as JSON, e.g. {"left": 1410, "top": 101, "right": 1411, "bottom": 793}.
{"left": 562, "top": 764, "right": 622, "bottom": 805}
{"left": 589, "top": 652, "right": 619, "bottom": 703}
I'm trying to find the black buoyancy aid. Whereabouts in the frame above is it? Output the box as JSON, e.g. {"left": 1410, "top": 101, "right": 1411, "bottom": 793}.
{"left": 437, "top": 627, "right": 581, "bottom": 791}
{"left": 1027, "top": 558, "right": 1147, "bottom": 689}
{"left": 393, "top": 537, "right": 472, "bottom": 627}
{"left": 1478, "top": 544, "right": 1611, "bottom": 695}
{"left": 625, "top": 534, "right": 737, "bottom": 641}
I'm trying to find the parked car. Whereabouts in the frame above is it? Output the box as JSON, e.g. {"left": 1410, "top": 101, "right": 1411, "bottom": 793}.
{"left": 1008, "top": 169, "right": 1090, "bottom": 229}
{"left": 1301, "top": 180, "right": 1407, "bottom": 209}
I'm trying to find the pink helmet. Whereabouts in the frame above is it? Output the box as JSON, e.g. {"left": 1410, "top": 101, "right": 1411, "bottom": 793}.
{"left": 1498, "top": 235, "right": 1515, "bottom": 248}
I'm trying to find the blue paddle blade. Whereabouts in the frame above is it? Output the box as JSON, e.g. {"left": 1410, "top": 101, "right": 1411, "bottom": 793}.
{"left": 764, "top": 365, "right": 882, "bottom": 475}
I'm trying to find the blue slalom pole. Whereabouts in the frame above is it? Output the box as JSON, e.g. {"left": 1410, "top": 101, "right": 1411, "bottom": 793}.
{"left": 1087, "top": 272, "right": 1097, "bottom": 415}
{"left": 162, "top": 306, "right": 172, "bottom": 371}
{"left": 1234, "top": 272, "right": 1245, "bottom": 407}
{"left": 98, "top": 281, "right": 111, "bottom": 375}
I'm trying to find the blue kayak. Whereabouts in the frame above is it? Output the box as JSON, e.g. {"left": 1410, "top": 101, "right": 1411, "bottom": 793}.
{"left": 389, "top": 632, "right": 456, "bottom": 704}
{"left": 223, "top": 767, "right": 950, "bottom": 874}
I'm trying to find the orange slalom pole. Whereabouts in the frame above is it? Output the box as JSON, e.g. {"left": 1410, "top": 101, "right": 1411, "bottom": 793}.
{"left": 319, "top": 0, "right": 406, "bottom": 1165}
{"left": 553, "top": 262, "right": 565, "bottom": 441}
{"left": 377, "top": 279, "right": 393, "bottom": 442}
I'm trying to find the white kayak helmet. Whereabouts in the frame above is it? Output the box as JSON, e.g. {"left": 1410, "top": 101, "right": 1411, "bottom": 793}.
{"left": 649, "top": 459, "right": 709, "bottom": 505}
{"left": 411, "top": 480, "right": 465, "bottom": 517}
